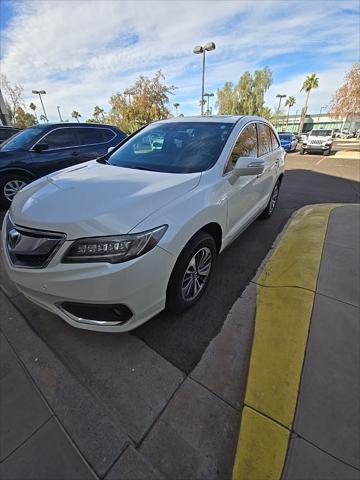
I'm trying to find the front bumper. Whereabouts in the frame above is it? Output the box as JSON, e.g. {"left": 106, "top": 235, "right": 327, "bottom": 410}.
{"left": 2, "top": 223, "right": 176, "bottom": 332}
{"left": 303, "top": 143, "right": 332, "bottom": 151}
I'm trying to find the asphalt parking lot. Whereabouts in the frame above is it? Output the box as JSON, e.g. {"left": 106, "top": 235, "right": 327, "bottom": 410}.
{"left": 1, "top": 140, "right": 359, "bottom": 376}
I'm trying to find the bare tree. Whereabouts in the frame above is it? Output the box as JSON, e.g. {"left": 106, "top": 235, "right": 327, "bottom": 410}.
{"left": 0, "top": 74, "right": 24, "bottom": 125}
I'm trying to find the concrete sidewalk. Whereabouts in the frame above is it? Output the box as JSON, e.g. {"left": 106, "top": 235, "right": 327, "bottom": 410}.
{"left": 233, "top": 204, "right": 360, "bottom": 480}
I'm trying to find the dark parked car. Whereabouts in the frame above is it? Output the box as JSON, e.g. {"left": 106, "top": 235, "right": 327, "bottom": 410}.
{"left": 0, "top": 126, "right": 21, "bottom": 145}
{"left": 0, "top": 123, "right": 126, "bottom": 207}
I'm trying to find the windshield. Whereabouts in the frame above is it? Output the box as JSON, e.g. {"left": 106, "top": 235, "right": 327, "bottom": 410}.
{"left": 107, "top": 121, "right": 233, "bottom": 173}
{"left": 279, "top": 135, "right": 293, "bottom": 141}
{"left": 310, "top": 130, "right": 332, "bottom": 137}
{"left": 0, "top": 127, "right": 43, "bottom": 151}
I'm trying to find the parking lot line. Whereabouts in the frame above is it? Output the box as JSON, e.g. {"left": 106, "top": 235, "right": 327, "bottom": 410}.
{"left": 232, "top": 204, "right": 344, "bottom": 480}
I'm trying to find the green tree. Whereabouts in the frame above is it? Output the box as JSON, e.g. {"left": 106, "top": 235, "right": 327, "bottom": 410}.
{"left": 285, "top": 96, "right": 296, "bottom": 127}
{"left": 39, "top": 113, "right": 47, "bottom": 122}
{"left": 108, "top": 70, "right": 176, "bottom": 133}
{"left": 71, "top": 110, "right": 82, "bottom": 123}
{"left": 13, "top": 106, "right": 37, "bottom": 128}
{"left": 298, "top": 73, "right": 319, "bottom": 133}
{"left": 216, "top": 67, "right": 272, "bottom": 116}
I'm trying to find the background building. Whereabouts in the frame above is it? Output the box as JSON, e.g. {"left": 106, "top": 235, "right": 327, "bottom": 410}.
{"left": 277, "top": 113, "right": 360, "bottom": 133}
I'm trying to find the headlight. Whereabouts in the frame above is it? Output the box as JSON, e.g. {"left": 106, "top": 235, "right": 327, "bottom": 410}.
{"left": 62, "top": 225, "right": 167, "bottom": 264}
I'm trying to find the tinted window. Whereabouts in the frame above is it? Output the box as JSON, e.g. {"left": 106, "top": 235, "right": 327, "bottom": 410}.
{"left": 257, "top": 123, "right": 273, "bottom": 155}
{"left": 107, "top": 122, "right": 233, "bottom": 173}
{"left": 271, "top": 130, "right": 280, "bottom": 149}
{"left": 1, "top": 127, "right": 43, "bottom": 151}
{"left": 227, "top": 123, "right": 258, "bottom": 172}
{"left": 42, "top": 128, "right": 78, "bottom": 149}
{"left": 0, "top": 128, "right": 19, "bottom": 141}
{"left": 76, "top": 127, "right": 115, "bottom": 145}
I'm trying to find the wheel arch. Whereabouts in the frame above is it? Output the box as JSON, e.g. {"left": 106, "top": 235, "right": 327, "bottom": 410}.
{"left": 0, "top": 168, "right": 36, "bottom": 181}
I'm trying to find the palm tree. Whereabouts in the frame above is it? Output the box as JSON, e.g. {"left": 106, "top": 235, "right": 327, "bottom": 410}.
{"left": 71, "top": 110, "right": 81, "bottom": 123}
{"left": 93, "top": 105, "right": 105, "bottom": 122}
{"left": 173, "top": 102, "right": 180, "bottom": 116}
{"left": 29, "top": 102, "right": 38, "bottom": 122}
{"left": 285, "top": 96, "right": 296, "bottom": 127}
{"left": 298, "top": 74, "right": 319, "bottom": 133}
{"left": 39, "top": 113, "right": 47, "bottom": 123}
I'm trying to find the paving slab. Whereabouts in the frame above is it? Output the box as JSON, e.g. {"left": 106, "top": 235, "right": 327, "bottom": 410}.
{"left": 191, "top": 283, "right": 256, "bottom": 410}
{"left": 0, "top": 418, "right": 96, "bottom": 480}
{"left": 283, "top": 437, "right": 360, "bottom": 480}
{"left": 0, "top": 290, "right": 130, "bottom": 478}
{"left": 140, "top": 378, "right": 239, "bottom": 480}
{"left": 13, "top": 293, "right": 185, "bottom": 443}
{"left": 105, "top": 446, "right": 165, "bottom": 480}
{"left": 0, "top": 335, "right": 51, "bottom": 461}
{"left": 316, "top": 206, "right": 360, "bottom": 307}
{"left": 325, "top": 205, "right": 360, "bottom": 250}
{"left": 294, "top": 294, "right": 360, "bottom": 468}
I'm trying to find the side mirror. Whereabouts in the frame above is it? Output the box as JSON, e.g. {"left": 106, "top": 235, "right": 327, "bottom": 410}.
{"left": 233, "top": 157, "right": 265, "bottom": 176}
{"left": 107, "top": 146, "right": 115, "bottom": 153}
{"left": 33, "top": 142, "right": 49, "bottom": 152}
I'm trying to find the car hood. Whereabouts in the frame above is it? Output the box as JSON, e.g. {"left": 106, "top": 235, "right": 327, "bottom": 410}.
{"left": 10, "top": 161, "right": 201, "bottom": 239}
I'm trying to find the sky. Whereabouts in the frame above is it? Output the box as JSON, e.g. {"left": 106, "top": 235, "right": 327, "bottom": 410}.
{"left": 0, "top": 0, "right": 359, "bottom": 122}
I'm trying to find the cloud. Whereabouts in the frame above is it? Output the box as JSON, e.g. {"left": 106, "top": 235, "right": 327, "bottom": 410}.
{"left": 1, "top": 0, "right": 358, "bottom": 120}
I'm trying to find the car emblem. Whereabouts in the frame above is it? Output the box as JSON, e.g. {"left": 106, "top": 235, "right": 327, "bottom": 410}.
{"left": 8, "top": 228, "right": 21, "bottom": 250}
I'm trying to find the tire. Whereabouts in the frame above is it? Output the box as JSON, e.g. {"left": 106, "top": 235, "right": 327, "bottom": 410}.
{"left": 261, "top": 178, "right": 281, "bottom": 219}
{"left": 300, "top": 148, "right": 305, "bottom": 155}
{"left": 166, "top": 231, "right": 217, "bottom": 313}
{"left": 0, "top": 173, "right": 30, "bottom": 209}
{"left": 323, "top": 149, "right": 331, "bottom": 156}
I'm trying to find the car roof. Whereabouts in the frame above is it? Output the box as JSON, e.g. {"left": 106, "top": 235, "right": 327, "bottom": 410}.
{"left": 156, "top": 115, "right": 244, "bottom": 124}
{"left": 41, "top": 122, "right": 117, "bottom": 128}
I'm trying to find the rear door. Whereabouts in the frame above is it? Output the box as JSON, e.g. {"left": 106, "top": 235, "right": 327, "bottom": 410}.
{"left": 256, "top": 122, "right": 279, "bottom": 203}
{"left": 72, "top": 127, "right": 117, "bottom": 163}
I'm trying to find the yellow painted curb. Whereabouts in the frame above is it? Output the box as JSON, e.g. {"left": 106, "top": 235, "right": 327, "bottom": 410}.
{"left": 233, "top": 407, "right": 289, "bottom": 480}
{"left": 233, "top": 204, "right": 345, "bottom": 480}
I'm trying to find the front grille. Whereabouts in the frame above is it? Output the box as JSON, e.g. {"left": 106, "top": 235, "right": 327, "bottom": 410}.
{"left": 6, "top": 216, "right": 66, "bottom": 268}
{"left": 309, "top": 139, "right": 323, "bottom": 145}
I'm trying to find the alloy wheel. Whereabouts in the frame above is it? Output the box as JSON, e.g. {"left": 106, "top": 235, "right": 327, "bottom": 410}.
{"left": 4, "top": 179, "right": 27, "bottom": 202}
{"left": 181, "top": 247, "right": 212, "bottom": 301}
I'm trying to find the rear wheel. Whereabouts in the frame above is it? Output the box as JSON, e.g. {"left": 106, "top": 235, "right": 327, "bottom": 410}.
{"left": 0, "top": 174, "right": 30, "bottom": 208}
{"left": 166, "top": 231, "right": 217, "bottom": 313}
{"left": 261, "top": 178, "right": 281, "bottom": 219}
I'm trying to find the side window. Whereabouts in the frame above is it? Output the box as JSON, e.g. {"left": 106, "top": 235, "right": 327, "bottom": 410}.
{"left": 257, "top": 123, "right": 273, "bottom": 156}
{"left": 76, "top": 128, "right": 111, "bottom": 145}
{"left": 270, "top": 129, "right": 280, "bottom": 150}
{"left": 227, "top": 123, "right": 258, "bottom": 172}
{"left": 41, "top": 128, "right": 78, "bottom": 149}
{"left": 101, "top": 129, "right": 116, "bottom": 142}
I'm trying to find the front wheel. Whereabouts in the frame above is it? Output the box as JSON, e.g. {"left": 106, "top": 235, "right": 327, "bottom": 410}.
{"left": 300, "top": 148, "right": 305, "bottom": 155}
{"left": 166, "top": 231, "right": 217, "bottom": 313}
{"left": 0, "top": 174, "right": 30, "bottom": 209}
{"left": 323, "top": 149, "right": 331, "bottom": 156}
{"left": 261, "top": 178, "right": 281, "bottom": 219}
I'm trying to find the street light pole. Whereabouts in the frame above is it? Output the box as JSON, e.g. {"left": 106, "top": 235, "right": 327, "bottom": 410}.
{"left": 193, "top": 42, "right": 216, "bottom": 116}
{"left": 32, "top": 90, "right": 48, "bottom": 122}
{"left": 276, "top": 94, "right": 287, "bottom": 128}
{"left": 317, "top": 106, "right": 325, "bottom": 123}
{"left": 57, "top": 106, "right": 63, "bottom": 122}
{"left": 204, "top": 93, "right": 214, "bottom": 115}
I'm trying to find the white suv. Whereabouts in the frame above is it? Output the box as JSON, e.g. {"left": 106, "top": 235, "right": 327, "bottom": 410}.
{"left": 300, "top": 129, "right": 333, "bottom": 155}
{"left": 2, "top": 116, "right": 285, "bottom": 332}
